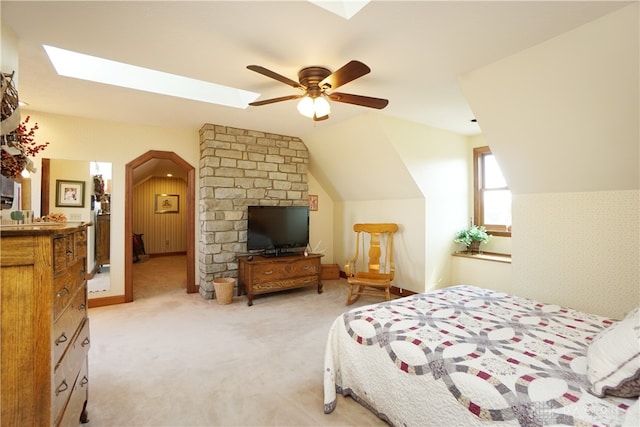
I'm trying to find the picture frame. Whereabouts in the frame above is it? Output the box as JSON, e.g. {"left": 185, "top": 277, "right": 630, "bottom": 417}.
{"left": 308, "top": 194, "right": 318, "bottom": 211}
{"left": 155, "top": 194, "right": 179, "bottom": 214}
{"left": 55, "top": 180, "right": 85, "bottom": 208}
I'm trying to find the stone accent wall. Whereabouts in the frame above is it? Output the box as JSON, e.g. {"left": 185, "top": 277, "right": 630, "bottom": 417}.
{"left": 198, "top": 124, "right": 309, "bottom": 299}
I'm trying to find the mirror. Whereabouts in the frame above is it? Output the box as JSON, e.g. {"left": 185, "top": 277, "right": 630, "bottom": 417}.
{"left": 42, "top": 158, "right": 112, "bottom": 292}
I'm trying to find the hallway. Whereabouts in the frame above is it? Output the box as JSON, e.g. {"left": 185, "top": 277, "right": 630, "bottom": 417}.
{"left": 132, "top": 254, "right": 187, "bottom": 300}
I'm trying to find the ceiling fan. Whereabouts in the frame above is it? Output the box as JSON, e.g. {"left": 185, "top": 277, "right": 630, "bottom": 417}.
{"left": 247, "top": 60, "right": 388, "bottom": 121}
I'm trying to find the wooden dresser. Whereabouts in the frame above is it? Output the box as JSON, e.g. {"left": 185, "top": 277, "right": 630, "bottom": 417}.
{"left": 237, "top": 253, "right": 323, "bottom": 306}
{"left": 1, "top": 223, "right": 90, "bottom": 426}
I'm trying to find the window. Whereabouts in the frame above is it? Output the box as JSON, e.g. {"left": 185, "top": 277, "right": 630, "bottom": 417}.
{"left": 474, "top": 146, "right": 512, "bottom": 237}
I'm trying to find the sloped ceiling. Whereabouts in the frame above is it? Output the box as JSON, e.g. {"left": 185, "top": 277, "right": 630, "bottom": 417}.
{"left": 304, "top": 113, "right": 423, "bottom": 201}
{"left": 132, "top": 158, "right": 188, "bottom": 186}
{"left": 2, "top": 2, "right": 636, "bottom": 198}
{"left": 1, "top": 1, "right": 629, "bottom": 139}
{"left": 459, "top": 3, "right": 639, "bottom": 195}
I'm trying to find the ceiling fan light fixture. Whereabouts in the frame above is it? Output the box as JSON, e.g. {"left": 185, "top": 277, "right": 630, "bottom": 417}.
{"left": 314, "top": 96, "right": 331, "bottom": 117}
{"left": 297, "top": 95, "right": 331, "bottom": 119}
{"left": 297, "top": 96, "right": 315, "bottom": 118}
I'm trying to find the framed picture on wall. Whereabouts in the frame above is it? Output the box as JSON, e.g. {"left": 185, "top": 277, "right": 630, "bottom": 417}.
{"left": 308, "top": 194, "right": 318, "bottom": 211}
{"left": 55, "top": 180, "right": 85, "bottom": 208}
{"left": 155, "top": 194, "right": 179, "bottom": 214}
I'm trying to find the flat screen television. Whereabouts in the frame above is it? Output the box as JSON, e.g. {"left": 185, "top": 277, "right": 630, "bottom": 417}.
{"left": 247, "top": 205, "right": 309, "bottom": 257}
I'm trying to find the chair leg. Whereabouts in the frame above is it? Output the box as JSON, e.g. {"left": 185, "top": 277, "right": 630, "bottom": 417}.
{"left": 346, "top": 283, "right": 362, "bottom": 305}
{"left": 385, "top": 286, "right": 391, "bottom": 301}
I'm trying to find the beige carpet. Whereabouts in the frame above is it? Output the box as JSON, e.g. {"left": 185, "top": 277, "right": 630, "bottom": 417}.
{"left": 86, "top": 255, "right": 388, "bottom": 427}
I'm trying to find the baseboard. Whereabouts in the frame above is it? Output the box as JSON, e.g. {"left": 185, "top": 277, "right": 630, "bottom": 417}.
{"left": 148, "top": 251, "right": 187, "bottom": 258}
{"left": 88, "top": 295, "right": 127, "bottom": 308}
{"left": 339, "top": 272, "right": 417, "bottom": 298}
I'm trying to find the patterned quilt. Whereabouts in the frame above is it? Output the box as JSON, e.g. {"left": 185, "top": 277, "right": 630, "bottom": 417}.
{"left": 323, "top": 285, "right": 636, "bottom": 426}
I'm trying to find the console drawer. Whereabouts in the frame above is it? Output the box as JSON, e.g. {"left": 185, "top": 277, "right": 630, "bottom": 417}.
{"left": 252, "top": 257, "right": 319, "bottom": 283}
{"left": 252, "top": 275, "right": 319, "bottom": 293}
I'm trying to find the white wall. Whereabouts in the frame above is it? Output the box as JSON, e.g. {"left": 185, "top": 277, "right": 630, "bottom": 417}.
{"left": 379, "top": 116, "right": 469, "bottom": 291}
{"left": 513, "top": 191, "right": 639, "bottom": 320}
{"left": 307, "top": 172, "right": 334, "bottom": 264}
{"left": 459, "top": 4, "right": 639, "bottom": 318}
{"left": 307, "top": 114, "right": 470, "bottom": 294}
{"left": 459, "top": 4, "right": 638, "bottom": 195}
{"left": 451, "top": 257, "right": 511, "bottom": 293}
{"left": 24, "top": 110, "right": 199, "bottom": 300}
{"left": 337, "top": 198, "right": 426, "bottom": 293}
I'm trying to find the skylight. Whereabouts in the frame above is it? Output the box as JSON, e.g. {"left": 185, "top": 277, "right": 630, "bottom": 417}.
{"left": 43, "top": 45, "right": 259, "bottom": 109}
{"left": 308, "top": 0, "right": 370, "bottom": 19}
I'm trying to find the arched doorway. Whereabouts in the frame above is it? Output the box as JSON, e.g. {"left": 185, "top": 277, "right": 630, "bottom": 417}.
{"left": 125, "top": 150, "right": 197, "bottom": 302}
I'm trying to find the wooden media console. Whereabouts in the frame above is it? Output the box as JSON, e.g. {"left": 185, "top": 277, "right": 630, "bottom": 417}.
{"left": 237, "top": 253, "right": 323, "bottom": 306}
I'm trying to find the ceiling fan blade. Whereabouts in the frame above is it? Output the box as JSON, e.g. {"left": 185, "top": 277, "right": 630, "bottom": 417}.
{"left": 319, "top": 60, "right": 370, "bottom": 91}
{"left": 313, "top": 113, "right": 329, "bottom": 122}
{"left": 249, "top": 94, "right": 302, "bottom": 106}
{"left": 247, "top": 65, "right": 304, "bottom": 89}
{"left": 328, "top": 92, "right": 389, "bottom": 109}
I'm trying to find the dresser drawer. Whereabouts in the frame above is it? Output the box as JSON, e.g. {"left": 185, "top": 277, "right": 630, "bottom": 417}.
{"left": 53, "top": 259, "right": 85, "bottom": 321}
{"left": 73, "top": 230, "right": 87, "bottom": 259}
{"left": 53, "top": 235, "right": 69, "bottom": 274}
{"left": 252, "top": 257, "right": 319, "bottom": 282}
{"left": 56, "top": 358, "right": 88, "bottom": 427}
{"left": 53, "top": 285, "right": 87, "bottom": 365}
{"left": 53, "top": 318, "right": 90, "bottom": 424}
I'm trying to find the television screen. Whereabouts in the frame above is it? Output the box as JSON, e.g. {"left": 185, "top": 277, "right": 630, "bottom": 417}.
{"left": 247, "top": 206, "right": 309, "bottom": 256}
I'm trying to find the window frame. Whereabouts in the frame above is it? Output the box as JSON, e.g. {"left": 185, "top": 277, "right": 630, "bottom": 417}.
{"left": 473, "top": 146, "right": 512, "bottom": 237}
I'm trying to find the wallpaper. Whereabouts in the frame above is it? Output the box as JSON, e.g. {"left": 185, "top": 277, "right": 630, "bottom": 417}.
{"left": 512, "top": 190, "right": 639, "bottom": 319}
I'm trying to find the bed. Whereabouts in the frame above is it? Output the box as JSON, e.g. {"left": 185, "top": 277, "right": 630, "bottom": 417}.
{"left": 324, "top": 285, "right": 639, "bottom": 426}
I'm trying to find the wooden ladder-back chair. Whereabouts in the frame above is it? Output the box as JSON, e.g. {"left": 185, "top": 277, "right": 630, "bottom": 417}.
{"left": 345, "top": 223, "right": 398, "bottom": 305}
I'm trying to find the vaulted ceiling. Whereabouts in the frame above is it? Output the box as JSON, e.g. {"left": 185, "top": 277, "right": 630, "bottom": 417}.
{"left": 2, "top": 1, "right": 629, "bottom": 140}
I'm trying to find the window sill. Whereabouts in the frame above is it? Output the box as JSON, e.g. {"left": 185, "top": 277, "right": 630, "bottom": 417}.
{"left": 452, "top": 251, "right": 512, "bottom": 264}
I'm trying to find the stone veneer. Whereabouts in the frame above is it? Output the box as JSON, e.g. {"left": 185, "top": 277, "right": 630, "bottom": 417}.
{"left": 198, "top": 124, "right": 309, "bottom": 299}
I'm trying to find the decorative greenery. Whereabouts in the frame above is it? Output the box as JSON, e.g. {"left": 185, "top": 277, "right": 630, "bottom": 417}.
{"left": 454, "top": 225, "right": 490, "bottom": 247}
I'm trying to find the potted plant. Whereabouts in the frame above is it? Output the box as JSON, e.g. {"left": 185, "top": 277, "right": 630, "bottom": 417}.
{"left": 454, "top": 225, "right": 490, "bottom": 254}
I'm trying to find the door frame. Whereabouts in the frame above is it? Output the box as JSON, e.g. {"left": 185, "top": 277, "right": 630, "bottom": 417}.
{"left": 125, "top": 150, "right": 197, "bottom": 302}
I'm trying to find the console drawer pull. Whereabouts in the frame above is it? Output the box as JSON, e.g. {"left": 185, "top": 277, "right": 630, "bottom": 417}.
{"left": 56, "top": 287, "right": 70, "bottom": 298}
{"left": 78, "top": 303, "right": 86, "bottom": 311}
{"left": 55, "top": 380, "right": 68, "bottom": 396}
{"left": 264, "top": 270, "right": 273, "bottom": 275}
{"left": 55, "top": 332, "right": 68, "bottom": 346}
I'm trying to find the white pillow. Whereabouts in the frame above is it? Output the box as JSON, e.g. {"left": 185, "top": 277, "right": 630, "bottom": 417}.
{"left": 587, "top": 306, "right": 640, "bottom": 397}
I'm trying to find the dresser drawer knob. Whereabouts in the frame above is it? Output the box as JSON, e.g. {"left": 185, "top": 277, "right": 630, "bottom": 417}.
{"left": 55, "top": 332, "right": 68, "bottom": 346}
{"left": 78, "top": 303, "right": 86, "bottom": 311}
{"left": 264, "top": 270, "right": 273, "bottom": 275}
{"left": 55, "top": 380, "right": 68, "bottom": 396}
{"left": 82, "top": 337, "right": 91, "bottom": 347}
{"left": 56, "top": 287, "right": 70, "bottom": 298}
{"left": 66, "top": 249, "right": 73, "bottom": 254}
{"left": 80, "top": 376, "right": 89, "bottom": 387}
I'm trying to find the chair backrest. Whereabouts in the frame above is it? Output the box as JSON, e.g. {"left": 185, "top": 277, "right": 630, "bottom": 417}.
{"left": 347, "top": 223, "right": 398, "bottom": 280}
